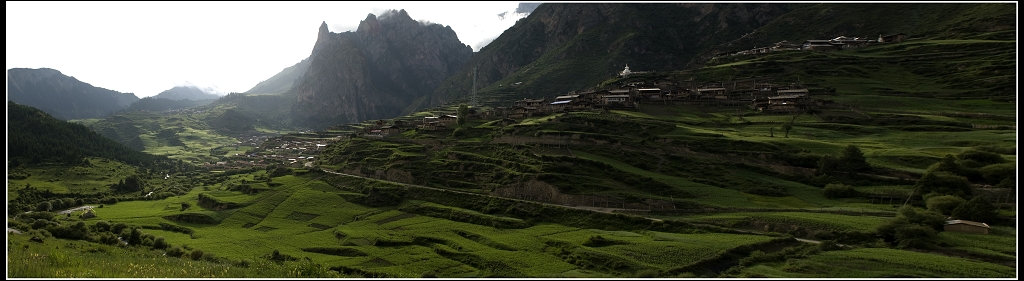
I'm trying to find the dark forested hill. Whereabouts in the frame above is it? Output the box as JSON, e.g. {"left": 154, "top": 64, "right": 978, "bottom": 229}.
{"left": 7, "top": 68, "right": 139, "bottom": 120}
{"left": 7, "top": 101, "right": 176, "bottom": 169}
{"left": 429, "top": 3, "right": 802, "bottom": 105}
{"left": 430, "top": 2, "right": 1015, "bottom": 106}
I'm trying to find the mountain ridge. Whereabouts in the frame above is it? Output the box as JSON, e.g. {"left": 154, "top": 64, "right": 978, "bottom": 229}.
{"left": 7, "top": 68, "right": 140, "bottom": 120}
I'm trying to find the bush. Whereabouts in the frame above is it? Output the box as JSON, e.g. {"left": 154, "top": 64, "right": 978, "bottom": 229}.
{"left": 189, "top": 249, "right": 205, "bottom": 260}
{"left": 838, "top": 145, "right": 870, "bottom": 171}
{"left": 167, "top": 246, "right": 185, "bottom": 257}
{"left": 951, "top": 196, "right": 997, "bottom": 223}
{"left": 110, "top": 222, "right": 128, "bottom": 235}
{"left": 955, "top": 149, "right": 1005, "bottom": 168}
{"left": 893, "top": 223, "right": 937, "bottom": 248}
{"left": 95, "top": 221, "right": 111, "bottom": 232}
{"left": 822, "top": 183, "right": 860, "bottom": 199}
{"left": 925, "top": 195, "right": 966, "bottom": 216}
{"left": 35, "top": 201, "right": 52, "bottom": 212}
{"left": 23, "top": 211, "right": 56, "bottom": 221}
{"left": 978, "top": 163, "right": 1015, "bottom": 185}
{"left": 915, "top": 171, "right": 972, "bottom": 197}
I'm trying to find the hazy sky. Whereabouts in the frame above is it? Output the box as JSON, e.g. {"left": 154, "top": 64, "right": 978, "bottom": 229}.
{"left": 6, "top": 1, "right": 532, "bottom": 97}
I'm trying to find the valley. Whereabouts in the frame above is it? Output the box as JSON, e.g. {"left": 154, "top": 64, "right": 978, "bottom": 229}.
{"left": 6, "top": 2, "right": 1017, "bottom": 278}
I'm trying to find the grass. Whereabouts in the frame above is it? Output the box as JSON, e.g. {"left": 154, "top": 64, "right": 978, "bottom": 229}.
{"left": 7, "top": 158, "right": 138, "bottom": 195}
{"left": 737, "top": 247, "right": 1015, "bottom": 278}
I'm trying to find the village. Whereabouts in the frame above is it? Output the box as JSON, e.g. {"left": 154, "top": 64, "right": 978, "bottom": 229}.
{"left": 202, "top": 133, "right": 340, "bottom": 171}
{"left": 205, "top": 32, "right": 912, "bottom": 169}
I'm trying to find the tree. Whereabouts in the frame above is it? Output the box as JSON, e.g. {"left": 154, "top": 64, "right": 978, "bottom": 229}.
{"left": 838, "top": 145, "right": 870, "bottom": 171}
{"left": 35, "top": 201, "right": 52, "bottom": 212}
{"left": 933, "top": 154, "right": 960, "bottom": 174}
{"left": 815, "top": 154, "right": 839, "bottom": 175}
{"left": 915, "top": 171, "right": 972, "bottom": 197}
{"left": 925, "top": 195, "right": 966, "bottom": 216}
{"left": 128, "top": 228, "right": 144, "bottom": 245}
{"left": 822, "top": 183, "right": 860, "bottom": 199}
{"left": 951, "top": 196, "right": 997, "bottom": 223}
{"left": 781, "top": 123, "right": 793, "bottom": 138}
{"left": 457, "top": 104, "right": 469, "bottom": 126}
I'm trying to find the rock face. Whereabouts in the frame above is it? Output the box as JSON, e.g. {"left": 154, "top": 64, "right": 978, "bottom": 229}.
{"left": 290, "top": 10, "right": 473, "bottom": 129}
{"left": 7, "top": 68, "right": 139, "bottom": 120}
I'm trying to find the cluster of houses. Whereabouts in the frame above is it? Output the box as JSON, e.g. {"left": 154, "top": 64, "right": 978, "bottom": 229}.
{"left": 348, "top": 74, "right": 827, "bottom": 139}
{"left": 483, "top": 73, "right": 826, "bottom": 120}
{"left": 714, "top": 33, "right": 908, "bottom": 58}
{"left": 204, "top": 137, "right": 335, "bottom": 170}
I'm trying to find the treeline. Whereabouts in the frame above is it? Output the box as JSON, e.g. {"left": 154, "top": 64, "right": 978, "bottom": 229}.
{"left": 7, "top": 101, "right": 183, "bottom": 170}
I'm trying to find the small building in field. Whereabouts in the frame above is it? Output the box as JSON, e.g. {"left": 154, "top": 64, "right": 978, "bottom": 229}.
{"left": 801, "top": 40, "right": 842, "bottom": 51}
{"left": 879, "top": 33, "right": 908, "bottom": 43}
{"left": 944, "top": 220, "right": 990, "bottom": 234}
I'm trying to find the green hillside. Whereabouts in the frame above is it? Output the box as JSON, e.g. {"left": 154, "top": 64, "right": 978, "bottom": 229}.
{"left": 6, "top": 3, "right": 1016, "bottom": 279}
{"left": 8, "top": 101, "right": 175, "bottom": 169}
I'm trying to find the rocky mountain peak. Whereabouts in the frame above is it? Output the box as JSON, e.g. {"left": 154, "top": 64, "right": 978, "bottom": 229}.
{"left": 289, "top": 9, "right": 473, "bottom": 129}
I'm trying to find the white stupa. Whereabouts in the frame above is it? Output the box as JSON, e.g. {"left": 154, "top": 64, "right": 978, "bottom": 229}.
{"left": 620, "top": 64, "right": 632, "bottom": 77}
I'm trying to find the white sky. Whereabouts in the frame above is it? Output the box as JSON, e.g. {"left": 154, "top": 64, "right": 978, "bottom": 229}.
{"left": 6, "top": 1, "right": 531, "bottom": 97}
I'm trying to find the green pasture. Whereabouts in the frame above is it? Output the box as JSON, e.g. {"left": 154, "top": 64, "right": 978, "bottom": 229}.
{"left": 7, "top": 158, "right": 138, "bottom": 195}
{"left": 736, "top": 247, "right": 1015, "bottom": 278}
{"left": 669, "top": 212, "right": 891, "bottom": 233}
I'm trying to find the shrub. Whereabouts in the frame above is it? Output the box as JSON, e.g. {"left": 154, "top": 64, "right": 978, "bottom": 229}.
{"left": 915, "top": 171, "right": 972, "bottom": 197}
{"left": 893, "top": 223, "right": 937, "bottom": 248}
{"left": 838, "top": 145, "right": 870, "bottom": 171}
{"left": 23, "top": 211, "right": 56, "bottom": 221}
{"left": 978, "top": 163, "right": 1015, "bottom": 185}
{"left": 955, "top": 149, "right": 1005, "bottom": 168}
{"left": 951, "top": 196, "right": 997, "bottom": 223}
{"left": 35, "top": 202, "right": 52, "bottom": 212}
{"left": 189, "top": 249, "right": 205, "bottom": 260}
{"left": 110, "top": 222, "right": 128, "bottom": 235}
{"left": 167, "top": 246, "right": 185, "bottom": 257}
{"left": 925, "top": 195, "right": 966, "bottom": 216}
{"left": 822, "top": 183, "right": 860, "bottom": 199}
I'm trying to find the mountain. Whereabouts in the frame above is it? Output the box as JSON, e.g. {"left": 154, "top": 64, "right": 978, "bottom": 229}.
{"left": 7, "top": 68, "right": 139, "bottom": 120}
{"left": 429, "top": 3, "right": 803, "bottom": 105}
{"left": 288, "top": 9, "right": 474, "bottom": 129}
{"left": 430, "top": 2, "right": 1014, "bottom": 107}
{"left": 7, "top": 101, "right": 169, "bottom": 168}
{"left": 152, "top": 85, "right": 220, "bottom": 101}
{"left": 246, "top": 58, "right": 311, "bottom": 95}
{"left": 709, "top": 3, "right": 1017, "bottom": 61}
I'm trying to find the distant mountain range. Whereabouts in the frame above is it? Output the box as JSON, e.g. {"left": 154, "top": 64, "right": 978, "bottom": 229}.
{"left": 152, "top": 85, "right": 221, "bottom": 101}
{"left": 7, "top": 68, "right": 139, "bottom": 120}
